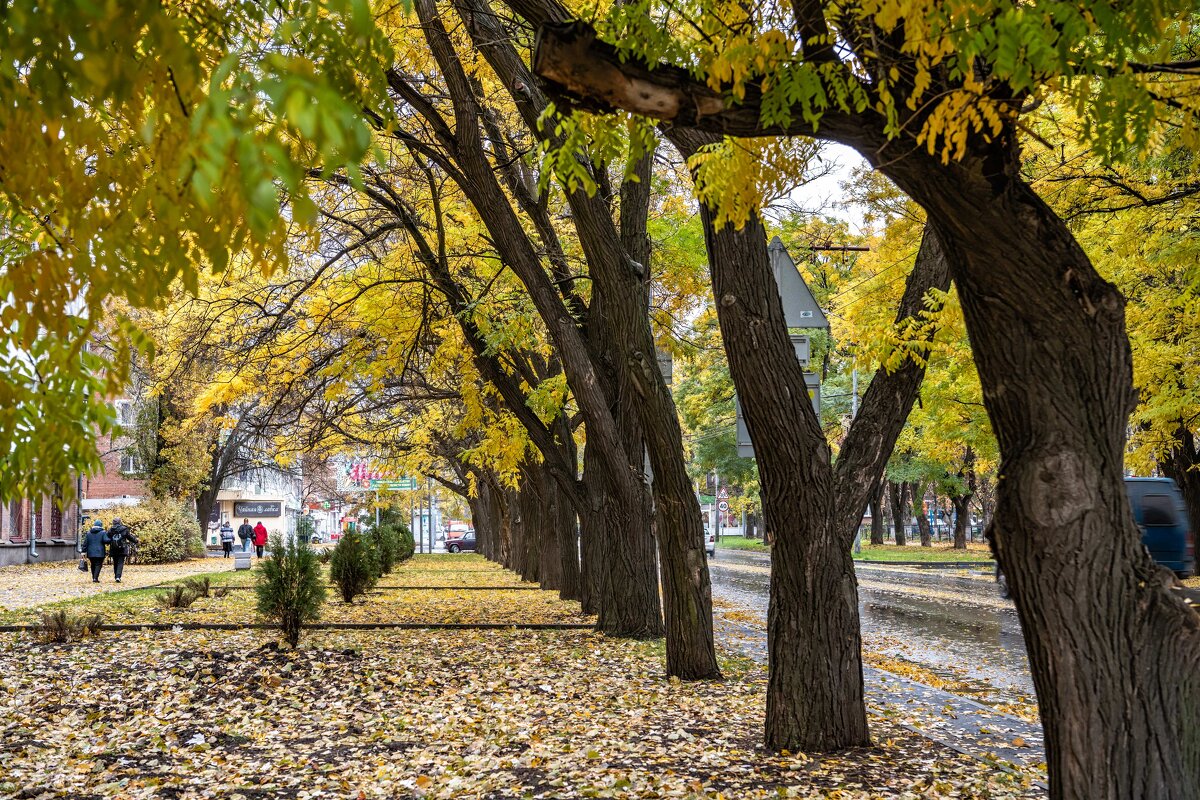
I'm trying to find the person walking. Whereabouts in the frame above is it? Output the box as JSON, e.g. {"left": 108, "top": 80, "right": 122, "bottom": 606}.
{"left": 106, "top": 517, "right": 138, "bottom": 583}
{"left": 252, "top": 521, "right": 268, "bottom": 558}
{"left": 79, "top": 520, "right": 109, "bottom": 583}
{"left": 237, "top": 518, "right": 254, "bottom": 553}
{"left": 219, "top": 519, "right": 235, "bottom": 557}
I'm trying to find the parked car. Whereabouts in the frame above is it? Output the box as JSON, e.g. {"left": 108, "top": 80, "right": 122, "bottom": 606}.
{"left": 706, "top": 527, "right": 716, "bottom": 557}
{"left": 1126, "top": 477, "right": 1194, "bottom": 578}
{"left": 447, "top": 534, "right": 477, "bottom": 553}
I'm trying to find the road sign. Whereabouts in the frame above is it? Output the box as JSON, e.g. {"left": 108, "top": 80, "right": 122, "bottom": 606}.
{"left": 718, "top": 487, "right": 729, "bottom": 500}
{"left": 370, "top": 478, "right": 418, "bottom": 491}
{"left": 718, "top": 500, "right": 729, "bottom": 512}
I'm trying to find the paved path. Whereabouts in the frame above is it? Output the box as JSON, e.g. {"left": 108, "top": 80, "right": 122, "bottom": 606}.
{"left": 0, "top": 558, "right": 238, "bottom": 610}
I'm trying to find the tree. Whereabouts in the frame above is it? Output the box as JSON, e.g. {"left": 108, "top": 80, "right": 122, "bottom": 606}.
{"left": 0, "top": 1, "right": 393, "bottom": 500}
{"left": 523, "top": 0, "right": 1200, "bottom": 794}
{"left": 256, "top": 535, "right": 326, "bottom": 649}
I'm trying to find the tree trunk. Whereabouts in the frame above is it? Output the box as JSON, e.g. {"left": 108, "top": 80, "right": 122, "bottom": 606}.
{"left": 551, "top": 472, "right": 581, "bottom": 601}
{"left": 951, "top": 494, "right": 970, "bottom": 549}
{"left": 526, "top": 30, "right": 1200, "bottom": 791}
{"left": 869, "top": 477, "right": 886, "bottom": 546}
{"left": 890, "top": 482, "right": 908, "bottom": 546}
{"left": 1158, "top": 424, "right": 1200, "bottom": 563}
{"left": 578, "top": 447, "right": 605, "bottom": 615}
{"left": 911, "top": 482, "right": 932, "bottom": 547}
{"left": 697, "top": 203, "right": 865, "bottom": 749}
{"left": 881, "top": 147, "right": 1200, "bottom": 799}
{"left": 411, "top": 0, "right": 661, "bottom": 637}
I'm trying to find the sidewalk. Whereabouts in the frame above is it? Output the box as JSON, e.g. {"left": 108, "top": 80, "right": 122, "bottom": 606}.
{"left": 0, "top": 558, "right": 236, "bottom": 611}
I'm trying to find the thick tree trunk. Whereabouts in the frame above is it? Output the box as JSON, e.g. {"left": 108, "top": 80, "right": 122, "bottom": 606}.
{"left": 672, "top": 127, "right": 868, "bottom": 748}
{"left": 869, "top": 477, "right": 886, "bottom": 546}
{"left": 550, "top": 472, "right": 581, "bottom": 601}
{"left": 452, "top": 0, "right": 705, "bottom": 672}
{"left": 698, "top": 204, "right": 864, "bottom": 749}
{"left": 578, "top": 448, "right": 606, "bottom": 615}
{"left": 882, "top": 150, "right": 1200, "bottom": 799}
{"left": 410, "top": 0, "right": 662, "bottom": 637}
{"left": 951, "top": 495, "right": 970, "bottom": 550}
{"left": 664, "top": 136, "right": 952, "bottom": 747}
{"left": 911, "top": 483, "right": 932, "bottom": 547}
{"left": 526, "top": 32, "right": 1200, "bottom": 791}
{"left": 504, "top": 487, "right": 521, "bottom": 574}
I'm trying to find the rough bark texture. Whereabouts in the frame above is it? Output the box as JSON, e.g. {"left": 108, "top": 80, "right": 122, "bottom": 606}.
{"left": 881, "top": 147, "right": 1200, "bottom": 800}
{"left": 869, "top": 476, "right": 886, "bottom": 546}
{"left": 670, "top": 127, "right": 951, "bottom": 750}
{"left": 458, "top": 0, "right": 712, "bottom": 674}
{"left": 402, "top": 0, "right": 663, "bottom": 637}
{"left": 522, "top": 10, "right": 1200, "bottom": 792}
{"left": 889, "top": 482, "right": 907, "bottom": 546}
{"left": 950, "top": 497, "right": 966, "bottom": 548}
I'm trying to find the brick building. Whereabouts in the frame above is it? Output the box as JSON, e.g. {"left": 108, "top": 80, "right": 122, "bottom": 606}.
{"left": 0, "top": 487, "right": 80, "bottom": 567}
{"left": 81, "top": 397, "right": 148, "bottom": 515}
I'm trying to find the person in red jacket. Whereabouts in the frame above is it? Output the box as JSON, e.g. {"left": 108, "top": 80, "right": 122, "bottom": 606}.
{"left": 252, "top": 521, "right": 269, "bottom": 558}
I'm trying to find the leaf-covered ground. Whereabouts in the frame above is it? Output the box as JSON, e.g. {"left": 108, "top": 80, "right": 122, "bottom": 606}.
{"left": 0, "top": 627, "right": 1037, "bottom": 799}
{"left": 0, "top": 555, "right": 1042, "bottom": 798}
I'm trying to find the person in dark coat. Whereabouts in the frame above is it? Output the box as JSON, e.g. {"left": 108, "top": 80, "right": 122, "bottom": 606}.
{"left": 79, "top": 520, "right": 109, "bottom": 583}
{"left": 106, "top": 517, "right": 139, "bottom": 583}
{"left": 219, "top": 520, "right": 235, "bottom": 557}
{"left": 252, "top": 521, "right": 268, "bottom": 558}
{"left": 237, "top": 518, "right": 254, "bottom": 553}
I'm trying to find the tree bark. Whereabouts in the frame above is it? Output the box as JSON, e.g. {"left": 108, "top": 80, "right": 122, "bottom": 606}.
{"left": 890, "top": 482, "right": 908, "bottom": 546}
{"left": 670, "top": 126, "right": 951, "bottom": 751}
{"left": 528, "top": 25, "right": 1200, "bottom": 790}
{"left": 405, "top": 0, "right": 663, "bottom": 638}
{"left": 881, "top": 145, "right": 1200, "bottom": 800}
{"left": 455, "top": 0, "right": 711, "bottom": 674}
{"left": 951, "top": 494, "right": 970, "bottom": 549}
{"left": 869, "top": 476, "right": 886, "bottom": 546}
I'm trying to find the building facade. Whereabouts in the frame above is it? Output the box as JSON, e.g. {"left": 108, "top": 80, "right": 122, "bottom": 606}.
{"left": 207, "top": 464, "right": 304, "bottom": 548}
{"left": 0, "top": 489, "right": 81, "bottom": 567}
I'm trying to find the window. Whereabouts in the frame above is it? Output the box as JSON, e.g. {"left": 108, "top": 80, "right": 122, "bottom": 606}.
{"left": 116, "top": 400, "right": 136, "bottom": 427}
{"left": 120, "top": 453, "right": 143, "bottom": 473}
{"left": 1142, "top": 495, "right": 1175, "bottom": 526}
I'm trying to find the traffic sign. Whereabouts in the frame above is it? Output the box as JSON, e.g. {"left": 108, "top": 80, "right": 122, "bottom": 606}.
{"left": 718, "top": 487, "right": 729, "bottom": 500}
{"left": 718, "top": 500, "right": 729, "bottom": 512}
{"left": 370, "top": 478, "right": 418, "bottom": 491}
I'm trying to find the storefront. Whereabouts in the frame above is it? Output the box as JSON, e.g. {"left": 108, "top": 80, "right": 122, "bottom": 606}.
{"left": 208, "top": 495, "right": 298, "bottom": 548}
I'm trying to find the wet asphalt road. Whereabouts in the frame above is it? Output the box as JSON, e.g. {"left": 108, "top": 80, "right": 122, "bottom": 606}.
{"left": 709, "top": 548, "right": 1035, "bottom": 704}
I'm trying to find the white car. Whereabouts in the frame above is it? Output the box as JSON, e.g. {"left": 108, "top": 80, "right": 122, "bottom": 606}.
{"left": 706, "top": 528, "right": 716, "bottom": 557}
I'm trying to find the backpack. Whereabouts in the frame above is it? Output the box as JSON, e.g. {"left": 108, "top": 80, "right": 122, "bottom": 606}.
{"left": 109, "top": 529, "right": 126, "bottom": 552}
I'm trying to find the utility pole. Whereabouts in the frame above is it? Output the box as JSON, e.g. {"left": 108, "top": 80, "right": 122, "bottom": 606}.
{"left": 851, "top": 362, "right": 858, "bottom": 419}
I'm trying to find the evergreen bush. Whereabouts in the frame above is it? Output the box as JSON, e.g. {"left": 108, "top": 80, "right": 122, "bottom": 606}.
{"left": 395, "top": 522, "right": 415, "bottom": 564}
{"left": 255, "top": 535, "right": 326, "bottom": 648}
{"left": 329, "top": 529, "right": 378, "bottom": 603}
{"left": 372, "top": 524, "right": 400, "bottom": 574}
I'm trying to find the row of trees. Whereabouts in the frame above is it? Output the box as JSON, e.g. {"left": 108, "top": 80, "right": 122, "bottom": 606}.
{"left": 3, "top": 2, "right": 1198, "bottom": 798}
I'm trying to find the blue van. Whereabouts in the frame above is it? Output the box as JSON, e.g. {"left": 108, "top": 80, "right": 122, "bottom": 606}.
{"left": 1125, "top": 477, "right": 1195, "bottom": 578}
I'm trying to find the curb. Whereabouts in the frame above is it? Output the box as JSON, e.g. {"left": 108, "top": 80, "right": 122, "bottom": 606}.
{"left": 166, "top": 585, "right": 542, "bottom": 592}
{"left": 0, "top": 622, "right": 596, "bottom": 633}
{"left": 854, "top": 560, "right": 996, "bottom": 569}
